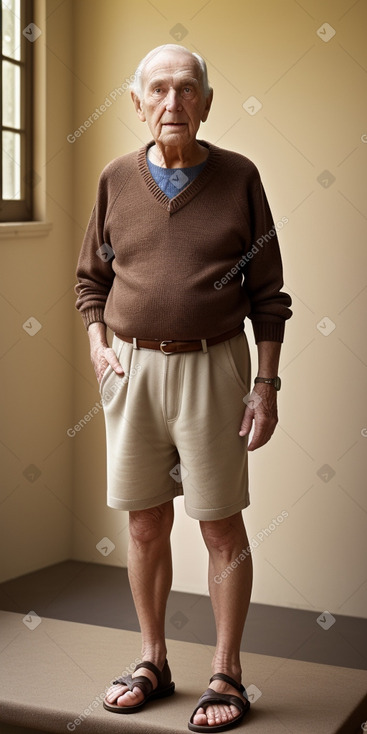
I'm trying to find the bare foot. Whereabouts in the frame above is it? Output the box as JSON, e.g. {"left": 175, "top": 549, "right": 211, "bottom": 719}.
{"left": 104, "top": 665, "right": 159, "bottom": 708}
{"left": 193, "top": 677, "right": 248, "bottom": 728}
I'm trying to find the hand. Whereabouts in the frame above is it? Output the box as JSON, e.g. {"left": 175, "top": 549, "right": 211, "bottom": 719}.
{"left": 239, "top": 383, "right": 278, "bottom": 451}
{"left": 91, "top": 344, "right": 125, "bottom": 384}
{"left": 88, "top": 322, "right": 125, "bottom": 384}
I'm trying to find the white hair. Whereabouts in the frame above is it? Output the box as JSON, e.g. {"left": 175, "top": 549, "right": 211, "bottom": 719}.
{"left": 130, "top": 44, "right": 212, "bottom": 99}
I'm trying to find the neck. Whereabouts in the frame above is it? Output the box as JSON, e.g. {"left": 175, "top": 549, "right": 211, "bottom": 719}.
{"left": 148, "top": 140, "right": 208, "bottom": 168}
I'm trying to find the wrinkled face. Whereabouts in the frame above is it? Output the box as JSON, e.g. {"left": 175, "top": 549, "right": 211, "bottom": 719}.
{"left": 133, "top": 50, "right": 212, "bottom": 147}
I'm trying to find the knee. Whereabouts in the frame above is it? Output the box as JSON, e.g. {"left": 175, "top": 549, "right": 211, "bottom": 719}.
{"left": 129, "top": 501, "right": 174, "bottom": 545}
{"left": 200, "top": 512, "right": 245, "bottom": 552}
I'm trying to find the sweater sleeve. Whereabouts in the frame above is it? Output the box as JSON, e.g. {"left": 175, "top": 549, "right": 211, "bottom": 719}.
{"left": 242, "top": 168, "right": 292, "bottom": 343}
{"left": 74, "top": 170, "right": 115, "bottom": 330}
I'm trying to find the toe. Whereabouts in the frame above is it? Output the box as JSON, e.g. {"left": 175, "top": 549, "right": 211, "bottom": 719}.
{"left": 206, "top": 704, "right": 218, "bottom": 725}
{"left": 210, "top": 704, "right": 231, "bottom": 725}
{"left": 229, "top": 704, "right": 241, "bottom": 720}
{"left": 116, "top": 687, "right": 144, "bottom": 707}
{"left": 220, "top": 703, "right": 240, "bottom": 722}
{"left": 193, "top": 706, "right": 208, "bottom": 726}
{"left": 217, "top": 705, "right": 231, "bottom": 723}
{"left": 105, "top": 683, "right": 145, "bottom": 708}
{"left": 193, "top": 703, "right": 240, "bottom": 727}
{"left": 105, "top": 684, "right": 127, "bottom": 703}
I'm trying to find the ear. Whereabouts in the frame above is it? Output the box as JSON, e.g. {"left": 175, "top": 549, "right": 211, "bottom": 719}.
{"left": 201, "top": 89, "right": 213, "bottom": 122}
{"left": 131, "top": 91, "right": 146, "bottom": 122}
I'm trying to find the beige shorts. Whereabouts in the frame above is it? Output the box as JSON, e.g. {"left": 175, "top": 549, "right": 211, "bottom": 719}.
{"left": 99, "top": 331, "right": 251, "bottom": 521}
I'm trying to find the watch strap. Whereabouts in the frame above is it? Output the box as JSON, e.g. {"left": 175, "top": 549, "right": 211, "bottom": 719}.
{"left": 254, "top": 376, "right": 281, "bottom": 390}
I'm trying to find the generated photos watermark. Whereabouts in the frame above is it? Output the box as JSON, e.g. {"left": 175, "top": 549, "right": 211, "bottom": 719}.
{"left": 67, "top": 364, "right": 141, "bottom": 437}
{"left": 214, "top": 217, "right": 288, "bottom": 291}
{"left": 67, "top": 74, "right": 138, "bottom": 144}
{"left": 214, "top": 511, "right": 289, "bottom": 584}
{"left": 66, "top": 657, "right": 142, "bottom": 730}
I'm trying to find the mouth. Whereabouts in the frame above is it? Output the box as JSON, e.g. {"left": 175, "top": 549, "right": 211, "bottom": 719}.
{"left": 162, "top": 122, "right": 186, "bottom": 127}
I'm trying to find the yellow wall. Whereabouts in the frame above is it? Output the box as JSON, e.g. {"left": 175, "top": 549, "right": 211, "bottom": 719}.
{"left": 1, "top": 0, "right": 366, "bottom": 619}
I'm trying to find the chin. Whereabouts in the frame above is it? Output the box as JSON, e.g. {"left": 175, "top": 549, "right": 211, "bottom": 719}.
{"left": 159, "top": 131, "right": 190, "bottom": 144}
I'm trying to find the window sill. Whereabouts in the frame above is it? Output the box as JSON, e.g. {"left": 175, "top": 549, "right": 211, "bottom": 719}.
{"left": 0, "top": 221, "right": 53, "bottom": 238}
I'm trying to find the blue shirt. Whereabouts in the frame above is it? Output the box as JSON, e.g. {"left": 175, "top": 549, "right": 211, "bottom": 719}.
{"left": 147, "top": 158, "right": 206, "bottom": 199}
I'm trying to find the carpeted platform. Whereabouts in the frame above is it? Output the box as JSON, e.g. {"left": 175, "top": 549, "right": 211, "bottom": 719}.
{"left": 0, "top": 611, "right": 366, "bottom": 733}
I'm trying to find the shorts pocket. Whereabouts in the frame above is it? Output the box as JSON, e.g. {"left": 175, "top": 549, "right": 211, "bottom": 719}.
{"left": 223, "top": 333, "right": 250, "bottom": 393}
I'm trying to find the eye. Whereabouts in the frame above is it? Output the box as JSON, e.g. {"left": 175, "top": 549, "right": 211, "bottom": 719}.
{"left": 150, "top": 84, "right": 165, "bottom": 95}
{"left": 182, "top": 86, "right": 195, "bottom": 97}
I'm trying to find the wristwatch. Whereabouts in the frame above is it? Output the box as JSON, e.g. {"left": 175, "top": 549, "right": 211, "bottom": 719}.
{"left": 254, "top": 376, "right": 281, "bottom": 390}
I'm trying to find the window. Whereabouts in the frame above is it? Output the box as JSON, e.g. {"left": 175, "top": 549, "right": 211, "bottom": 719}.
{"left": 1, "top": 0, "right": 33, "bottom": 221}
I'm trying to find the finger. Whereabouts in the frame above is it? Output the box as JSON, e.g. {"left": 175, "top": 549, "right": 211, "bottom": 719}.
{"left": 94, "top": 356, "right": 108, "bottom": 382}
{"left": 248, "top": 431, "right": 266, "bottom": 451}
{"left": 248, "top": 418, "right": 276, "bottom": 451}
{"left": 239, "top": 407, "right": 254, "bottom": 437}
{"left": 104, "top": 347, "right": 124, "bottom": 374}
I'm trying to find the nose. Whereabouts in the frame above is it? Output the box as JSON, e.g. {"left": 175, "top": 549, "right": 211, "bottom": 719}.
{"left": 165, "top": 88, "right": 182, "bottom": 111}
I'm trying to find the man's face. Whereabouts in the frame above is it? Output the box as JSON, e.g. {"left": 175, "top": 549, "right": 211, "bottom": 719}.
{"left": 132, "top": 50, "right": 212, "bottom": 148}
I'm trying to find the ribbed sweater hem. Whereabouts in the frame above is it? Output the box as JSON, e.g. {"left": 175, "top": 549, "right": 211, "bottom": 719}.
{"left": 82, "top": 307, "right": 105, "bottom": 330}
{"left": 252, "top": 320, "right": 285, "bottom": 343}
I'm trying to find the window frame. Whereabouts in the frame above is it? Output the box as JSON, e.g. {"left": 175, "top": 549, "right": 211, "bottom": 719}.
{"left": 1, "top": 0, "right": 34, "bottom": 222}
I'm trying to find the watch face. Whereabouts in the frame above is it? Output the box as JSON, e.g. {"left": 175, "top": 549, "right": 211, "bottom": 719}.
{"left": 274, "top": 376, "right": 281, "bottom": 390}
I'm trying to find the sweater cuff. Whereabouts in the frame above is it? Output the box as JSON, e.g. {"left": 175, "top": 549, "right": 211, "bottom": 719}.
{"left": 79, "top": 306, "right": 106, "bottom": 330}
{"left": 252, "top": 320, "right": 285, "bottom": 344}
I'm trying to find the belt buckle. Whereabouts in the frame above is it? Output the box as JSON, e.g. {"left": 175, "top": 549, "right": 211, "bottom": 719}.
{"left": 160, "top": 340, "right": 174, "bottom": 355}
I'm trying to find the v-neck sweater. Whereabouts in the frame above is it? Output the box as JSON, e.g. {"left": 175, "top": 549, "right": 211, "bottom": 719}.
{"left": 147, "top": 158, "right": 206, "bottom": 198}
{"left": 75, "top": 140, "right": 292, "bottom": 342}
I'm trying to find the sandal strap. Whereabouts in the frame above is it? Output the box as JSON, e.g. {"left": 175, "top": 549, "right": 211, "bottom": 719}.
{"left": 209, "top": 672, "right": 246, "bottom": 695}
{"left": 134, "top": 660, "right": 162, "bottom": 680}
{"left": 134, "top": 659, "right": 171, "bottom": 688}
{"left": 191, "top": 688, "right": 249, "bottom": 720}
{"left": 112, "top": 659, "right": 172, "bottom": 697}
{"left": 111, "top": 673, "right": 153, "bottom": 697}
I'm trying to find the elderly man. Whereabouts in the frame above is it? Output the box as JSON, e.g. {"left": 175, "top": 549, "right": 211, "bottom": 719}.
{"left": 75, "top": 44, "right": 292, "bottom": 732}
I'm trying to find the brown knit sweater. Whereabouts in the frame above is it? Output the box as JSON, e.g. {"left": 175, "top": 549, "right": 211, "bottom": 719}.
{"left": 75, "top": 140, "right": 292, "bottom": 342}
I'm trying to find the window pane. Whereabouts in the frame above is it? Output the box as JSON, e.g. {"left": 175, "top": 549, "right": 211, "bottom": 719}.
{"left": 3, "top": 130, "right": 21, "bottom": 199}
{"left": 2, "top": 60, "right": 21, "bottom": 128}
{"left": 2, "top": 0, "right": 21, "bottom": 61}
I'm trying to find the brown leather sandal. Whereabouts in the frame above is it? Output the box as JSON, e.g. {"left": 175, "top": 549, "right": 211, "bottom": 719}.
{"left": 103, "top": 659, "right": 175, "bottom": 713}
{"left": 188, "top": 673, "right": 250, "bottom": 732}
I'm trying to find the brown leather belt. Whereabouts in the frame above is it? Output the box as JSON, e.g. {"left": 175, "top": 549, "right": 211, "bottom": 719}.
{"left": 115, "top": 324, "right": 243, "bottom": 355}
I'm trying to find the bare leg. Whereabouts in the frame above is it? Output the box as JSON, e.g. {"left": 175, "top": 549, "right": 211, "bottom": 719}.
{"left": 104, "top": 500, "right": 174, "bottom": 708}
{"left": 193, "top": 511, "right": 253, "bottom": 727}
